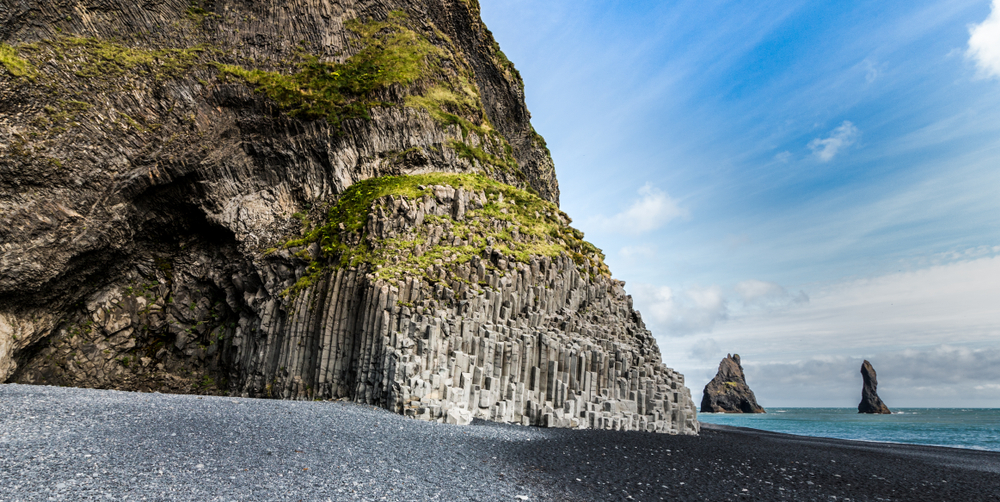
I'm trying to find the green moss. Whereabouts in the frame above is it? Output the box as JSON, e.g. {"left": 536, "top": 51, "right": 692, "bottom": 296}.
{"left": 17, "top": 37, "right": 208, "bottom": 82}
{"left": 218, "top": 12, "right": 446, "bottom": 131}
{"left": 193, "top": 374, "right": 215, "bottom": 391}
{"left": 185, "top": 5, "right": 221, "bottom": 26}
{"left": 0, "top": 43, "right": 36, "bottom": 79}
{"left": 279, "top": 173, "right": 608, "bottom": 296}
{"left": 404, "top": 81, "right": 483, "bottom": 128}
{"left": 116, "top": 111, "right": 153, "bottom": 133}
{"left": 449, "top": 139, "right": 522, "bottom": 178}
{"left": 219, "top": 11, "right": 498, "bottom": 141}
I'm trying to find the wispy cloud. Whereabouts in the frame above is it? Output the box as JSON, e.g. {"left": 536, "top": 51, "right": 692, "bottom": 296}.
{"left": 631, "top": 278, "right": 808, "bottom": 337}
{"left": 807, "top": 121, "right": 859, "bottom": 162}
{"left": 594, "top": 184, "right": 687, "bottom": 235}
{"left": 967, "top": 0, "right": 1000, "bottom": 79}
{"left": 861, "top": 58, "right": 882, "bottom": 83}
{"left": 631, "top": 284, "right": 727, "bottom": 336}
{"left": 734, "top": 279, "right": 809, "bottom": 311}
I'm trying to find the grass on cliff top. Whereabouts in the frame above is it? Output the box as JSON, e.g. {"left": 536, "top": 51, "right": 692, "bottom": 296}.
{"left": 282, "top": 173, "right": 608, "bottom": 295}
{"left": 219, "top": 11, "right": 484, "bottom": 133}
{"left": 0, "top": 43, "right": 36, "bottom": 79}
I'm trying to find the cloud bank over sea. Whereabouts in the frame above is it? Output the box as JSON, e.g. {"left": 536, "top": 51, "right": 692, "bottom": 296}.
{"left": 639, "top": 253, "right": 1000, "bottom": 407}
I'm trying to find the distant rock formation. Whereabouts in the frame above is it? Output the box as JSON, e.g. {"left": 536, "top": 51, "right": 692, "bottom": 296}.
{"left": 858, "top": 360, "right": 891, "bottom": 414}
{"left": 700, "top": 354, "right": 765, "bottom": 413}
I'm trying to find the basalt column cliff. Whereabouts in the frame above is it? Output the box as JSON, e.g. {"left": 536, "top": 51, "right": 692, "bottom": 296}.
{"left": 0, "top": 0, "right": 698, "bottom": 434}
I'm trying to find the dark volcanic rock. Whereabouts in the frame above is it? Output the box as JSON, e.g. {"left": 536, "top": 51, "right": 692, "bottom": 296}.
{"left": 0, "top": 0, "right": 698, "bottom": 433}
{"left": 700, "top": 354, "right": 765, "bottom": 413}
{"left": 858, "top": 359, "right": 891, "bottom": 414}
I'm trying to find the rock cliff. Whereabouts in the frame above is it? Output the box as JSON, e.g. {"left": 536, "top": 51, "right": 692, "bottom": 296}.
{"left": 700, "top": 354, "right": 765, "bottom": 413}
{"left": 0, "top": 0, "right": 698, "bottom": 434}
{"left": 858, "top": 360, "right": 890, "bottom": 414}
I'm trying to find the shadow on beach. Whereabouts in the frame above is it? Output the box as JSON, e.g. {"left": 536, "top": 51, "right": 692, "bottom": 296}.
{"left": 498, "top": 422, "right": 1000, "bottom": 501}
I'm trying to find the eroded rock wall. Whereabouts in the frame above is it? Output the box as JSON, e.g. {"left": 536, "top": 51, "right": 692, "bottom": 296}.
{"left": 1, "top": 0, "right": 698, "bottom": 434}
{"left": 0, "top": 0, "right": 553, "bottom": 381}
{"left": 261, "top": 187, "right": 698, "bottom": 433}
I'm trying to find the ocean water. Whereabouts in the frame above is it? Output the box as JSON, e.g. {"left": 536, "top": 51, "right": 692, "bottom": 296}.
{"left": 697, "top": 408, "right": 1000, "bottom": 451}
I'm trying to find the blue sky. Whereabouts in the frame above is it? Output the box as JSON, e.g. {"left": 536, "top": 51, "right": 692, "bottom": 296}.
{"left": 480, "top": 0, "right": 1000, "bottom": 407}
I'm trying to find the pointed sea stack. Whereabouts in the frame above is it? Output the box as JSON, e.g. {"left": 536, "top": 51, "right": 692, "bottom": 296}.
{"left": 700, "top": 354, "right": 765, "bottom": 413}
{"left": 858, "top": 360, "right": 891, "bottom": 414}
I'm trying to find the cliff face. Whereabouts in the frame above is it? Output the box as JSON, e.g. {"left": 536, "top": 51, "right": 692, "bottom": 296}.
{"left": 700, "top": 354, "right": 764, "bottom": 414}
{"left": 0, "top": 0, "right": 698, "bottom": 434}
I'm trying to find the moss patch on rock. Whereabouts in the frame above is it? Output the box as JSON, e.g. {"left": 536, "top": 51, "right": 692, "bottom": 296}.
{"left": 219, "top": 11, "right": 488, "bottom": 134}
{"left": 448, "top": 139, "right": 520, "bottom": 178}
{"left": 0, "top": 43, "right": 36, "bottom": 79}
{"left": 18, "top": 37, "right": 208, "bottom": 82}
{"left": 281, "top": 173, "right": 607, "bottom": 296}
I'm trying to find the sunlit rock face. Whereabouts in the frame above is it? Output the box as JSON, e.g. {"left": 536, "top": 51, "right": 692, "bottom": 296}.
{"left": 0, "top": 0, "right": 697, "bottom": 434}
{"left": 701, "top": 354, "right": 765, "bottom": 414}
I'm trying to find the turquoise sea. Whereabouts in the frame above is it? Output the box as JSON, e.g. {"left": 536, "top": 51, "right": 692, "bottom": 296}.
{"left": 697, "top": 408, "right": 1000, "bottom": 452}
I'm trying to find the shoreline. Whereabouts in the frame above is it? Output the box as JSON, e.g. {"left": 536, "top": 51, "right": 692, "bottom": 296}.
{"left": 698, "top": 407, "right": 1000, "bottom": 454}
{"left": 2, "top": 384, "right": 998, "bottom": 501}
{"left": 701, "top": 420, "right": 1000, "bottom": 453}
{"left": 699, "top": 422, "right": 1000, "bottom": 468}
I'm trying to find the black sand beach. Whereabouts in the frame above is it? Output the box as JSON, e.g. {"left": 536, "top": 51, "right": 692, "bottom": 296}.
{"left": 1, "top": 384, "right": 997, "bottom": 501}
{"left": 510, "top": 423, "right": 1000, "bottom": 501}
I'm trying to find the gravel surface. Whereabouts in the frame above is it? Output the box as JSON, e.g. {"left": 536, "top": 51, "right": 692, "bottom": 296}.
{"left": 0, "top": 384, "right": 547, "bottom": 501}
{"left": 2, "top": 384, "right": 999, "bottom": 501}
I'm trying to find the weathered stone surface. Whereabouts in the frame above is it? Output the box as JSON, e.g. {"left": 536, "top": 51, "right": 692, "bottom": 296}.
{"left": 0, "top": 0, "right": 553, "bottom": 393}
{"left": 858, "top": 360, "right": 891, "bottom": 414}
{"left": 0, "top": 0, "right": 699, "bottom": 434}
{"left": 700, "top": 354, "right": 764, "bottom": 414}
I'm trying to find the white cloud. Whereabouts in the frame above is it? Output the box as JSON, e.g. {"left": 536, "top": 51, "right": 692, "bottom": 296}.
{"left": 774, "top": 151, "right": 792, "bottom": 163}
{"left": 807, "top": 121, "right": 859, "bottom": 162}
{"left": 631, "top": 283, "right": 727, "bottom": 336}
{"left": 734, "top": 279, "right": 809, "bottom": 311}
{"left": 967, "top": 0, "right": 1000, "bottom": 79}
{"left": 630, "top": 279, "right": 806, "bottom": 337}
{"left": 666, "top": 255, "right": 1000, "bottom": 407}
{"left": 595, "top": 184, "right": 687, "bottom": 235}
{"left": 861, "top": 58, "right": 882, "bottom": 84}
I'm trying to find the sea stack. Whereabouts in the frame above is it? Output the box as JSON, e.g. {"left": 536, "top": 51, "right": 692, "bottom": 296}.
{"left": 858, "top": 360, "right": 891, "bottom": 414}
{"left": 700, "top": 354, "right": 765, "bottom": 413}
{"left": 0, "top": 0, "right": 699, "bottom": 434}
